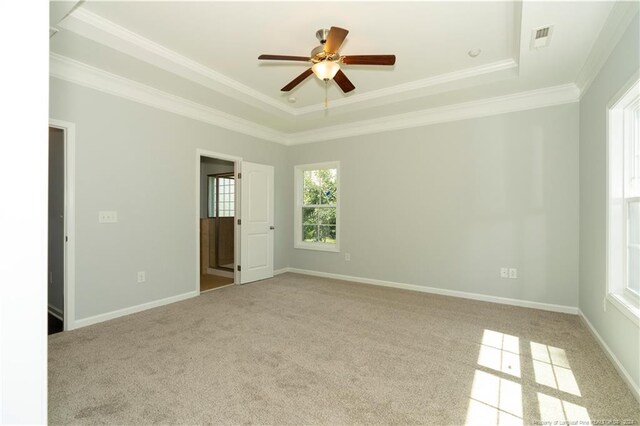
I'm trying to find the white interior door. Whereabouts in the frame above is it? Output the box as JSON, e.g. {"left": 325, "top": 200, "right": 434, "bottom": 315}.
{"left": 239, "top": 161, "right": 274, "bottom": 284}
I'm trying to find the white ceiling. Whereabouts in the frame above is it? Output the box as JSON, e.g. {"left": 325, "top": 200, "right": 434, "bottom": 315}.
{"left": 50, "top": 1, "right": 619, "bottom": 138}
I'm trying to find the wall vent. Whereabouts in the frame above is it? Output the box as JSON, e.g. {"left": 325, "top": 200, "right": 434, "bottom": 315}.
{"left": 535, "top": 27, "right": 549, "bottom": 39}
{"left": 530, "top": 25, "right": 554, "bottom": 49}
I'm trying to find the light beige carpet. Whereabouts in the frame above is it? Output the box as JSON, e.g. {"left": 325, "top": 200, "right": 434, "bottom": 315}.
{"left": 49, "top": 273, "right": 639, "bottom": 425}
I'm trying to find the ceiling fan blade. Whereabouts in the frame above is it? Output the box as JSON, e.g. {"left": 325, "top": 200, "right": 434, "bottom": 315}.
{"left": 324, "top": 26, "right": 349, "bottom": 54}
{"left": 342, "top": 55, "right": 396, "bottom": 65}
{"left": 333, "top": 69, "right": 355, "bottom": 93}
{"left": 258, "top": 54, "right": 310, "bottom": 62}
{"left": 281, "top": 68, "right": 314, "bottom": 91}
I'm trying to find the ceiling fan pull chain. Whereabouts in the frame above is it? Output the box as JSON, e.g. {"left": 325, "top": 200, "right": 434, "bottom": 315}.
{"left": 324, "top": 80, "right": 328, "bottom": 109}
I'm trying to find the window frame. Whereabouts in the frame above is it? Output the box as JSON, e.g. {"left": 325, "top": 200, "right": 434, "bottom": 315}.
{"left": 207, "top": 173, "right": 235, "bottom": 218}
{"left": 624, "top": 196, "right": 640, "bottom": 304}
{"left": 606, "top": 73, "right": 640, "bottom": 324}
{"left": 294, "top": 161, "right": 340, "bottom": 252}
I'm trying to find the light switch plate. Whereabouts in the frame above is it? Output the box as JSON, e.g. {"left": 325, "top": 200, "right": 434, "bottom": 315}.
{"left": 509, "top": 268, "right": 518, "bottom": 279}
{"left": 98, "top": 211, "right": 118, "bottom": 223}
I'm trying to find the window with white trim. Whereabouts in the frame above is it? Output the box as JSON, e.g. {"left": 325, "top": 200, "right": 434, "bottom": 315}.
{"left": 294, "top": 162, "right": 339, "bottom": 252}
{"left": 607, "top": 76, "right": 640, "bottom": 321}
{"left": 208, "top": 174, "right": 235, "bottom": 218}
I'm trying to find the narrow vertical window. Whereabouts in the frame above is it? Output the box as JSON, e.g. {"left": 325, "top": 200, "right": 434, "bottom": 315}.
{"left": 294, "top": 162, "right": 340, "bottom": 252}
{"left": 624, "top": 104, "right": 639, "bottom": 299}
{"left": 607, "top": 77, "right": 640, "bottom": 320}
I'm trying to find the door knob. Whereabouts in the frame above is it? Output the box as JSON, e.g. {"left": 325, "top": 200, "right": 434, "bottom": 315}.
{"left": 269, "top": 226, "right": 275, "bottom": 230}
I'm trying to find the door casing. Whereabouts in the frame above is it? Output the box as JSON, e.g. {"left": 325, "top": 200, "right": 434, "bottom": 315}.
{"left": 48, "top": 119, "right": 76, "bottom": 331}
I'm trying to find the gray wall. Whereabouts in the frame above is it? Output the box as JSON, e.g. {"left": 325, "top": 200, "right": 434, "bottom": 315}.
{"left": 579, "top": 13, "right": 639, "bottom": 391}
{"left": 48, "top": 127, "right": 65, "bottom": 313}
{"left": 288, "top": 104, "right": 580, "bottom": 308}
{"left": 50, "top": 78, "right": 291, "bottom": 321}
{"left": 51, "top": 77, "right": 581, "bottom": 322}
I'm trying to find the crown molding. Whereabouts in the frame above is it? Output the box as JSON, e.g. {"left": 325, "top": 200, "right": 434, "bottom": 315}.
{"left": 51, "top": 53, "right": 579, "bottom": 147}
{"left": 576, "top": 1, "right": 639, "bottom": 97}
{"left": 286, "top": 83, "right": 580, "bottom": 145}
{"left": 50, "top": 53, "right": 288, "bottom": 145}
{"left": 295, "top": 59, "right": 518, "bottom": 116}
{"left": 58, "top": 8, "right": 297, "bottom": 117}
{"left": 59, "top": 7, "right": 520, "bottom": 119}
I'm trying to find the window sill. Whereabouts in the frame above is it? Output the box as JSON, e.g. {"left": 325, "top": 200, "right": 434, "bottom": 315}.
{"left": 294, "top": 243, "right": 339, "bottom": 253}
{"left": 607, "top": 293, "right": 640, "bottom": 326}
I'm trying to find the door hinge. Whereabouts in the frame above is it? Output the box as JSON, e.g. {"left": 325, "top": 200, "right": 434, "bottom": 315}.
{"left": 65, "top": 236, "right": 68, "bottom": 242}
{"left": 238, "top": 173, "right": 242, "bottom": 179}
{"left": 237, "top": 219, "right": 241, "bottom": 225}
{"left": 237, "top": 265, "right": 241, "bottom": 272}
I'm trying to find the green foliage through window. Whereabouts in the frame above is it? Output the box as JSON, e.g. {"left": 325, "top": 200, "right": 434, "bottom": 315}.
{"left": 302, "top": 168, "right": 337, "bottom": 244}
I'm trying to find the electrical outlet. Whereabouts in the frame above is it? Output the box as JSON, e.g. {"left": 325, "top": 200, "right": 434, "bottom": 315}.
{"left": 137, "top": 271, "right": 146, "bottom": 283}
{"left": 98, "top": 211, "right": 118, "bottom": 223}
{"left": 500, "top": 268, "right": 509, "bottom": 278}
{"left": 509, "top": 268, "right": 518, "bottom": 279}
{"left": 345, "top": 253, "right": 351, "bottom": 261}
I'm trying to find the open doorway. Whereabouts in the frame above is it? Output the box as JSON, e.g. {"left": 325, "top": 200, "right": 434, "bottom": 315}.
{"left": 48, "top": 119, "right": 75, "bottom": 331}
{"left": 196, "top": 150, "right": 275, "bottom": 290}
{"left": 200, "top": 156, "right": 235, "bottom": 292}
{"left": 48, "top": 127, "right": 65, "bottom": 334}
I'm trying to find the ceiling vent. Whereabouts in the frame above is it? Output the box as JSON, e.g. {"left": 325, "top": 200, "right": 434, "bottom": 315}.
{"left": 530, "top": 25, "right": 554, "bottom": 50}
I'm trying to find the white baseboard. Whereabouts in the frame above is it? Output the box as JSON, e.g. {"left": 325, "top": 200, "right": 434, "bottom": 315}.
{"left": 48, "top": 304, "right": 64, "bottom": 321}
{"left": 274, "top": 267, "right": 289, "bottom": 276}
{"left": 206, "top": 267, "right": 234, "bottom": 278}
{"left": 284, "top": 267, "right": 578, "bottom": 315}
{"left": 578, "top": 309, "right": 640, "bottom": 403}
{"left": 71, "top": 291, "right": 199, "bottom": 330}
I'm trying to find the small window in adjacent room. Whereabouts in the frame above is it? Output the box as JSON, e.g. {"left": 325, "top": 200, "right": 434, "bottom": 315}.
{"left": 294, "top": 162, "right": 339, "bottom": 252}
{"left": 607, "top": 76, "right": 640, "bottom": 321}
{"left": 208, "top": 174, "right": 235, "bottom": 218}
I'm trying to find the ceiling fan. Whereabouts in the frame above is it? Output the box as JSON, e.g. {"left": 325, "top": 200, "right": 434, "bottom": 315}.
{"left": 258, "top": 26, "right": 396, "bottom": 94}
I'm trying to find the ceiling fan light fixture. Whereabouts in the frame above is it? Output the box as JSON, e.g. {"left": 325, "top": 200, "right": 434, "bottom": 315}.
{"left": 312, "top": 60, "right": 340, "bottom": 81}
{"left": 258, "top": 26, "right": 394, "bottom": 93}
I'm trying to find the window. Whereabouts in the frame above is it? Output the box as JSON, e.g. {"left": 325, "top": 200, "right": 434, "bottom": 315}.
{"left": 607, "top": 76, "right": 640, "bottom": 322}
{"left": 294, "top": 162, "right": 339, "bottom": 252}
{"left": 208, "top": 174, "right": 235, "bottom": 218}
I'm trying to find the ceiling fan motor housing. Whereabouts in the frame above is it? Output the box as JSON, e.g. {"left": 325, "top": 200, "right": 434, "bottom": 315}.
{"left": 310, "top": 45, "right": 339, "bottom": 62}
{"left": 311, "top": 29, "right": 339, "bottom": 63}
{"left": 310, "top": 45, "right": 324, "bottom": 60}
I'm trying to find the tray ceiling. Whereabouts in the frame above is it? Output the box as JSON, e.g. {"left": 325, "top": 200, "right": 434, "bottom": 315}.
{"left": 49, "top": 1, "right": 622, "bottom": 141}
